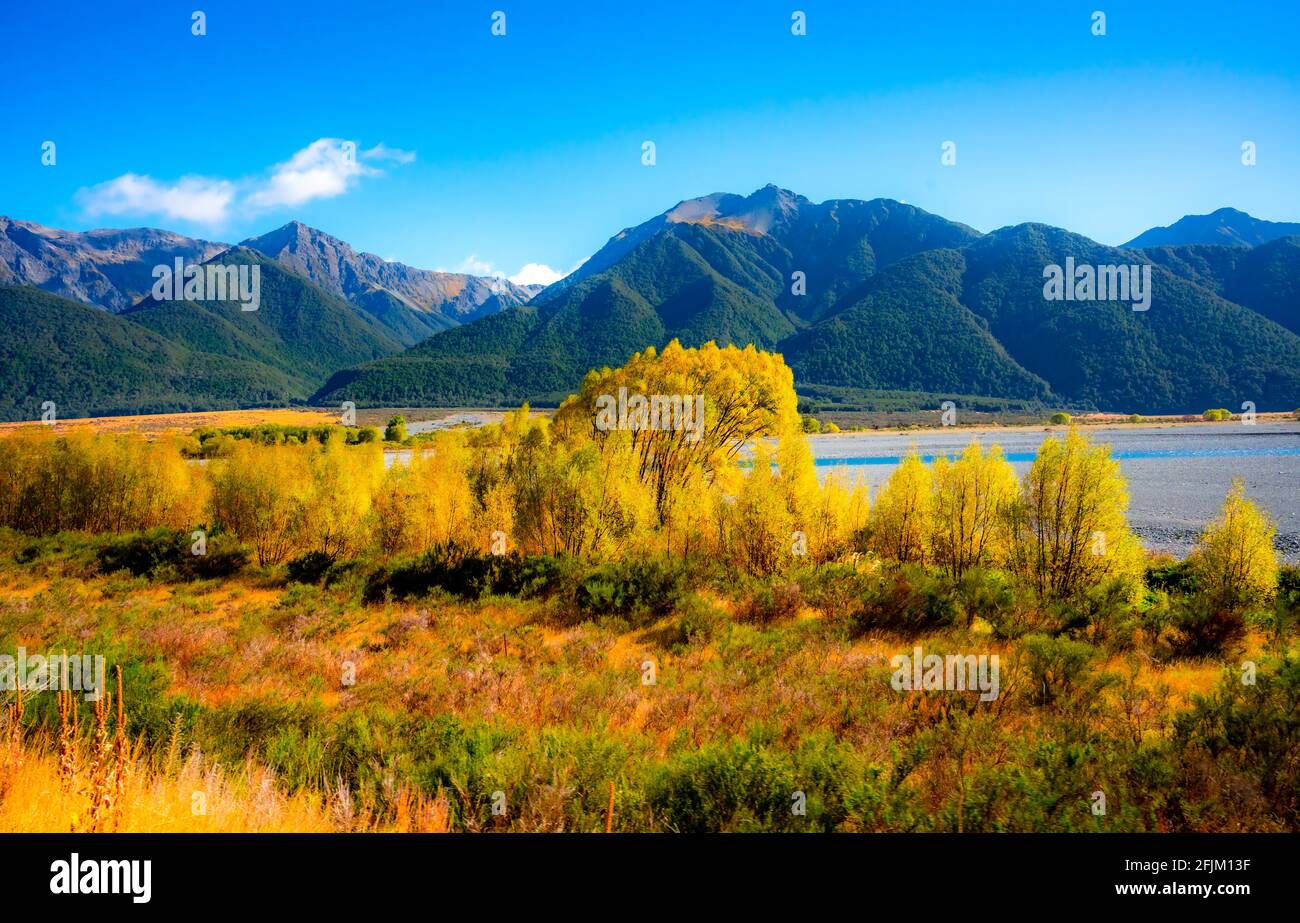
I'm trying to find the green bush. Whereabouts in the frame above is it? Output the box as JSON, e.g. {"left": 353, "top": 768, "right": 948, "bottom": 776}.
{"left": 384, "top": 415, "right": 407, "bottom": 443}
{"left": 796, "top": 563, "right": 877, "bottom": 621}
{"left": 1049, "top": 411, "right": 1072, "bottom": 425}
{"left": 575, "top": 557, "right": 688, "bottom": 626}
{"left": 364, "top": 544, "right": 578, "bottom": 603}
{"left": 1146, "top": 559, "right": 1199, "bottom": 595}
{"left": 96, "top": 527, "right": 248, "bottom": 580}
{"left": 850, "top": 567, "right": 958, "bottom": 635}
{"left": 287, "top": 550, "right": 336, "bottom": 585}
{"left": 1021, "top": 633, "right": 1097, "bottom": 706}
{"left": 737, "top": 579, "right": 803, "bottom": 623}
{"left": 649, "top": 741, "right": 798, "bottom": 832}
{"left": 1171, "top": 656, "right": 1300, "bottom": 830}
{"left": 954, "top": 567, "right": 1016, "bottom": 630}
{"left": 1166, "top": 597, "right": 1246, "bottom": 659}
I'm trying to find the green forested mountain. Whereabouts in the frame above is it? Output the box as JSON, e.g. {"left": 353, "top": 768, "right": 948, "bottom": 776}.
{"left": 5, "top": 194, "right": 1299, "bottom": 419}
{"left": 319, "top": 191, "right": 1300, "bottom": 414}
{"left": 1141, "top": 236, "right": 1300, "bottom": 335}
{"left": 1122, "top": 207, "right": 1300, "bottom": 248}
{"left": 0, "top": 285, "right": 297, "bottom": 420}
{"left": 315, "top": 188, "right": 987, "bottom": 406}
{"left": 955, "top": 225, "right": 1300, "bottom": 411}
{"left": 123, "top": 249, "right": 404, "bottom": 393}
{"left": 781, "top": 249, "right": 1052, "bottom": 399}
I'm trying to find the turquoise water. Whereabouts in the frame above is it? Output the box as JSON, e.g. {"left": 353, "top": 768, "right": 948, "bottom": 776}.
{"left": 813, "top": 446, "right": 1300, "bottom": 466}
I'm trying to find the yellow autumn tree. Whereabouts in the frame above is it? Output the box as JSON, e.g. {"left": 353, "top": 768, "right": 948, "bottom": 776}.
{"left": 795, "top": 464, "right": 870, "bottom": 563}
{"left": 208, "top": 442, "right": 312, "bottom": 565}
{"left": 0, "top": 431, "right": 204, "bottom": 535}
{"left": 511, "top": 433, "right": 655, "bottom": 558}
{"left": 372, "top": 433, "right": 478, "bottom": 556}
{"left": 1009, "top": 428, "right": 1143, "bottom": 599}
{"left": 1189, "top": 479, "right": 1278, "bottom": 615}
{"left": 929, "top": 442, "right": 1018, "bottom": 580}
{"left": 725, "top": 442, "right": 796, "bottom": 575}
{"left": 550, "top": 340, "right": 800, "bottom": 522}
{"left": 297, "top": 440, "right": 384, "bottom": 559}
{"left": 869, "top": 448, "right": 932, "bottom": 565}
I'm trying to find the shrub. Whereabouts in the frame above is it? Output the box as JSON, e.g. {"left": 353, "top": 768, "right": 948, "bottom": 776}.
{"left": 649, "top": 741, "right": 797, "bottom": 832}
{"left": 676, "top": 593, "right": 727, "bottom": 645}
{"left": 850, "top": 567, "right": 958, "bottom": 635}
{"left": 574, "top": 557, "right": 688, "bottom": 626}
{"left": 1171, "top": 656, "right": 1300, "bottom": 830}
{"left": 1049, "top": 412, "right": 1072, "bottom": 425}
{"left": 287, "top": 550, "right": 336, "bottom": 585}
{"left": 954, "top": 567, "right": 1016, "bottom": 630}
{"left": 797, "top": 563, "right": 877, "bottom": 621}
{"left": 1201, "top": 408, "right": 1232, "bottom": 422}
{"left": 96, "top": 527, "right": 248, "bottom": 580}
{"left": 1166, "top": 597, "right": 1247, "bottom": 659}
{"left": 384, "top": 416, "right": 408, "bottom": 443}
{"left": 737, "top": 580, "right": 803, "bottom": 624}
{"left": 1267, "top": 565, "right": 1300, "bottom": 645}
{"left": 1146, "top": 558, "right": 1199, "bottom": 595}
{"left": 1021, "top": 633, "right": 1097, "bottom": 707}
{"left": 363, "top": 545, "right": 579, "bottom": 603}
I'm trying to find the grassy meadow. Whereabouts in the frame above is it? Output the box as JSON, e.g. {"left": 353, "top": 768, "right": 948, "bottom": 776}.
{"left": 1, "top": 342, "right": 1296, "bottom": 833}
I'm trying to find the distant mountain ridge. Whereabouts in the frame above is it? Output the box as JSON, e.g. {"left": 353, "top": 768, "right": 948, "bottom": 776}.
{"left": 240, "top": 221, "right": 542, "bottom": 343}
{"left": 1123, "top": 207, "right": 1300, "bottom": 248}
{"left": 0, "top": 217, "right": 540, "bottom": 348}
{"left": 3, "top": 194, "right": 1299, "bottom": 421}
{"left": 321, "top": 190, "right": 1300, "bottom": 414}
{"left": 0, "top": 217, "right": 228, "bottom": 312}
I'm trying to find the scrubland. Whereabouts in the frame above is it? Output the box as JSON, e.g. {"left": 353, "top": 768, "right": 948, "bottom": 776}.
{"left": 1, "top": 342, "right": 1295, "bottom": 832}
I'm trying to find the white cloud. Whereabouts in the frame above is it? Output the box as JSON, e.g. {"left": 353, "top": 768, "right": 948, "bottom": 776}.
{"left": 78, "top": 173, "right": 236, "bottom": 225}
{"left": 508, "top": 262, "right": 567, "bottom": 286}
{"left": 76, "top": 138, "right": 414, "bottom": 227}
{"left": 439, "top": 255, "right": 583, "bottom": 287}
{"left": 244, "top": 138, "right": 375, "bottom": 211}
{"left": 362, "top": 143, "right": 416, "bottom": 165}
{"left": 442, "top": 254, "right": 498, "bottom": 277}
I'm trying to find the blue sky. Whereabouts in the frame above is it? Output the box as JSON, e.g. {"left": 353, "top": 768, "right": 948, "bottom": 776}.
{"left": 3, "top": 0, "right": 1298, "bottom": 282}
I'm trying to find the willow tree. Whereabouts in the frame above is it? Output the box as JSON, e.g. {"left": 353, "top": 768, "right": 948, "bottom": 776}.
{"left": 1009, "top": 428, "right": 1142, "bottom": 599}
{"left": 550, "top": 340, "right": 800, "bottom": 523}
{"left": 1190, "top": 479, "right": 1278, "bottom": 616}
{"left": 869, "top": 449, "right": 933, "bottom": 565}
{"left": 930, "top": 442, "right": 1018, "bottom": 580}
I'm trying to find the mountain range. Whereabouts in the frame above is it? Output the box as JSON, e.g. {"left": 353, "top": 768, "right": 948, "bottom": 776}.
{"left": 2, "top": 192, "right": 1298, "bottom": 420}
{"left": 1121, "top": 207, "right": 1300, "bottom": 249}
{"left": 0, "top": 218, "right": 540, "bottom": 345}
{"left": 314, "top": 189, "right": 1300, "bottom": 414}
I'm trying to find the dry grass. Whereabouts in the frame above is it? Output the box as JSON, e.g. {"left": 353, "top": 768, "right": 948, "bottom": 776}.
{"left": 0, "top": 408, "right": 338, "bottom": 439}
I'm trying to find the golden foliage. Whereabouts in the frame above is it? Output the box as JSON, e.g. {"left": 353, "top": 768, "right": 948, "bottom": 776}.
{"left": 869, "top": 448, "right": 933, "bottom": 565}
{"left": 1190, "top": 478, "right": 1279, "bottom": 615}
{"left": 929, "top": 442, "right": 1017, "bottom": 580}
{"left": 1008, "top": 428, "right": 1144, "bottom": 599}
